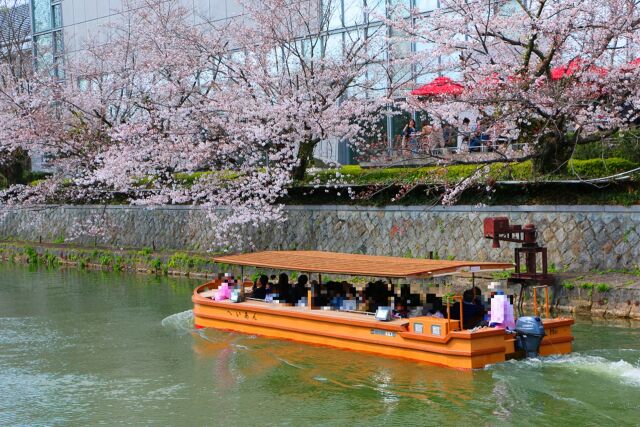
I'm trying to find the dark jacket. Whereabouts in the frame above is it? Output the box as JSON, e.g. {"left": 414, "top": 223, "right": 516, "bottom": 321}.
{"left": 289, "top": 284, "right": 306, "bottom": 304}
{"left": 252, "top": 284, "right": 267, "bottom": 300}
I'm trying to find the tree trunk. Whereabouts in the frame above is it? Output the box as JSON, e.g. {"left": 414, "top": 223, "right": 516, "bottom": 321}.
{"left": 292, "top": 140, "right": 316, "bottom": 182}
{"left": 0, "top": 148, "right": 31, "bottom": 185}
{"left": 532, "top": 134, "right": 574, "bottom": 175}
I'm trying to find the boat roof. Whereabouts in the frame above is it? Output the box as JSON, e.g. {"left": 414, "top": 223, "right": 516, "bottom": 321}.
{"left": 212, "top": 250, "right": 513, "bottom": 279}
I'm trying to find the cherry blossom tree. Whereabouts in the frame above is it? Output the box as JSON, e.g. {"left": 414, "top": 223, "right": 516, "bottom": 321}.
{"left": 0, "top": 0, "right": 33, "bottom": 185}
{"left": 0, "top": 0, "right": 413, "bottom": 246}
{"left": 397, "top": 0, "right": 640, "bottom": 173}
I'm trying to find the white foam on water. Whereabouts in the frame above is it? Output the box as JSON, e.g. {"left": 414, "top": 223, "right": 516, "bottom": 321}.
{"left": 161, "top": 310, "right": 194, "bottom": 333}
{"left": 523, "top": 353, "right": 640, "bottom": 387}
{"left": 276, "top": 357, "right": 304, "bottom": 369}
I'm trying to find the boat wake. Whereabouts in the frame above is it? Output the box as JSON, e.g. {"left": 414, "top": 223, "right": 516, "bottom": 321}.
{"left": 161, "top": 310, "right": 195, "bottom": 334}
{"left": 519, "top": 353, "right": 640, "bottom": 387}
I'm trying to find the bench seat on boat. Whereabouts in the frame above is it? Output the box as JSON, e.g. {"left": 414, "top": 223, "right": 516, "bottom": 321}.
{"left": 200, "top": 290, "right": 217, "bottom": 298}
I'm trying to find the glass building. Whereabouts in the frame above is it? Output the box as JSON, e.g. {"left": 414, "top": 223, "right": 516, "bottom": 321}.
{"left": 30, "top": 0, "right": 64, "bottom": 77}
{"left": 28, "top": 0, "right": 444, "bottom": 164}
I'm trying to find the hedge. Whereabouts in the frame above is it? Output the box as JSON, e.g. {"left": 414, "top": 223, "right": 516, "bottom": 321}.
{"left": 567, "top": 158, "right": 638, "bottom": 179}
{"left": 308, "top": 158, "right": 638, "bottom": 186}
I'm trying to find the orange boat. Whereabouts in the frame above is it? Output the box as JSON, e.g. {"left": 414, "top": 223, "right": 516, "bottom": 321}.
{"left": 192, "top": 251, "right": 574, "bottom": 369}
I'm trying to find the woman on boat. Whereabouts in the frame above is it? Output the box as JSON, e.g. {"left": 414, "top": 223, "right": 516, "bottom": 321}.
{"left": 252, "top": 274, "right": 270, "bottom": 299}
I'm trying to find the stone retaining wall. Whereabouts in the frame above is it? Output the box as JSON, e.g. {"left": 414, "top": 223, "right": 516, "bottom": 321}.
{"left": 1, "top": 204, "right": 639, "bottom": 271}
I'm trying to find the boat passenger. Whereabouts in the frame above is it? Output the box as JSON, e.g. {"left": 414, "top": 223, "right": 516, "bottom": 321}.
{"left": 330, "top": 289, "right": 345, "bottom": 310}
{"left": 462, "top": 289, "right": 485, "bottom": 329}
{"left": 289, "top": 274, "right": 308, "bottom": 304}
{"left": 394, "top": 302, "right": 408, "bottom": 318}
{"left": 276, "top": 273, "right": 290, "bottom": 302}
{"left": 427, "top": 298, "right": 445, "bottom": 318}
{"left": 252, "top": 274, "right": 270, "bottom": 299}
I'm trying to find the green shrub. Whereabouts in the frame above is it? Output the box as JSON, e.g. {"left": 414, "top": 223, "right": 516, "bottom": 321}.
{"left": 149, "top": 258, "right": 163, "bottom": 271}
{"left": 24, "top": 246, "right": 38, "bottom": 265}
{"left": 562, "top": 281, "right": 575, "bottom": 290}
{"left": 568, "top": 158, "right": 638, "bottom": 179}
{"left": 112, "top": 255, "right": 124, "bottom": 271}
{"left": 174, "top": 171, "right": 238, "bottom": 186}
{"left": 166, "top": 252, "right": 208, "bottom": 271}
{"left": 174, "top": 171, "right": 210, "bottom": 186}
{"left": 0, "top": 174, "right": 8, "bottom": 189}
{"left": 509, "top": 161, "right": 534, "bottom": 180}
{"left": 492, "top": 271, "right": 512, "bottom": 279}
{"left": 132, "top": 175, "right": 155, "bottom": 187}
{"left": 596, "top": 283, "right": 611, "bottom": 293}
{"left": 307, "top": 160, "right": 543, "bottom": 186}
{"left": 340, "top": 165, "right": 363, "bottom": 175}
{"left": 43, "top": 252, "right": 59, "bottom": 267}
{"left": 573, "top": 129, "right": 640, "bottom": 163}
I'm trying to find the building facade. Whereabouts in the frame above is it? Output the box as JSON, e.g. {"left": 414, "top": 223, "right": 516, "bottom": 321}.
{"left": 1, "top": 2, "right": 32, "bottom": 74}
{"left": 27, "top": 0, "right": 444, "bottom": 165}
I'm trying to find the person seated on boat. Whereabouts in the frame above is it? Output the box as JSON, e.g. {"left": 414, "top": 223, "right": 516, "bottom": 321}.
{"left": 365, "top": 280, "right": 391, "bottom": 312}
{"left": 330, "top": 286, "right": 346, "bottom": 309}
{"left": 462, "top": 288, "right": 485, "bottom": 329}
{"left": 317, "top": 282, "right": 330, "bottom": 307}
{"left": 289, "top": 274, "right": 308, "bottom": 304}
{"left": 393, "top": 301, "right": 409, "bottom": 318}
{"left": 341, "top": 281, "right": 356, "bottom": 299}
{"left": 252, "top": 274, "right": 270, "bottom": 300}
{"left": 275, "top": 273, "right": 289, "bottom": 302}
{"left": 426, "top": 298, "right": 445, "bottom": 318}
{"left": 470, "top": 286, "right": 483, "bottom": 305}
{"left": 452, "top": 289, "right": 485, "bottom": 329}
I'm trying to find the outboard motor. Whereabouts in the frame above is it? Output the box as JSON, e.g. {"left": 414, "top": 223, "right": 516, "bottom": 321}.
{"left": 515, "top": 316, "right": 545, "bottom": 358}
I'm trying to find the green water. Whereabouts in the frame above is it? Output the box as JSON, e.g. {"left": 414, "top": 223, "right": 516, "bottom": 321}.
{"left": 1, "top": 265, "right": 639, "bottom": 426}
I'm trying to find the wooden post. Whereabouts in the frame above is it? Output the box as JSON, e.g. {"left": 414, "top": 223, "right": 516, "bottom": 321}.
{"left": 544, "top": 286, "right": 550, "bottom": 318}
{"left": 456, "top": 295, "right": 464, "bottom": 331}
{"left": 533, "top": 287, "right": 538, "bottom": 317}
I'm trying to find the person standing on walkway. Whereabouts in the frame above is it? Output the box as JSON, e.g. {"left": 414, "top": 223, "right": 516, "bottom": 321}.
{"left": 402, "top": 119, "right": 418, "bottom": 154}
{"left": 457, "top": 117, "right": 471, "bottom": 152}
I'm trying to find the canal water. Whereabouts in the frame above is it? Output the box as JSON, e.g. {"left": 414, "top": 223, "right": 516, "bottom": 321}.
{"left": 1, "top": 265, "right": 639, "bottom": 426}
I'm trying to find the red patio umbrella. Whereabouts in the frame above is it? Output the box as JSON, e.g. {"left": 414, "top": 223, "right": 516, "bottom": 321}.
{"left": 551, "top": 58, "right": 608, "bottom": 80}
{"left": 411, "top": 76, "right": 464, "bottom": 96}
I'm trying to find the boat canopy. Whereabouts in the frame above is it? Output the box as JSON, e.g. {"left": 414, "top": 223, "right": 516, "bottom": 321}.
{"left": 212, "top": 251, "right": 513, "bottom": 279}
